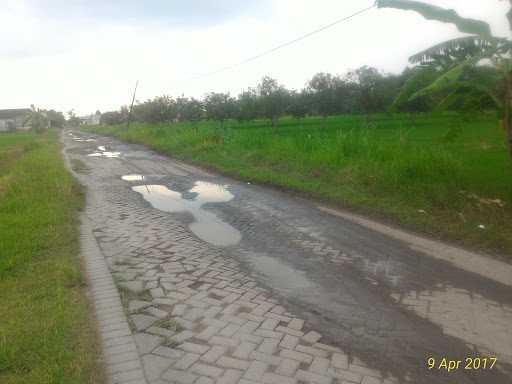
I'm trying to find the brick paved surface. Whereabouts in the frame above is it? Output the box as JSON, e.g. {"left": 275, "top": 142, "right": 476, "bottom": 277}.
{"left": 64, "top": 131, "right": 512, "bottom": 384}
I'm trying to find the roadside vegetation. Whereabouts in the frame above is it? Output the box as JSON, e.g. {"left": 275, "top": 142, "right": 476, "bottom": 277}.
{"left": 0, "top": 131, "right": 102, "bottom": 383}
{"left": 88, "top": 113, "right": 512, "bottom": 257}
{"left": 90, "top": 1, "right": 512, "bottom": 257}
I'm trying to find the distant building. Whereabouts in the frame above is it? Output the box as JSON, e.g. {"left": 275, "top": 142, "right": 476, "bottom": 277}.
{"left": 79, "top": 111, "right": 101, "bottom": 125}
{"left": 0, "top": 108, "right": 32, "bottom": 132}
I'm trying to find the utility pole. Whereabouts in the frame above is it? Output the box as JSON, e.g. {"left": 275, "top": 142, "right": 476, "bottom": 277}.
{"left": 126, "top": 80, "right": 139, "bottom": 130}
{"left": 508, "top": 0, "right": 512, "bottom": 30}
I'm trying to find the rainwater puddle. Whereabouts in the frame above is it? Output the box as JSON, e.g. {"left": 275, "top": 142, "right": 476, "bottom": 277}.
{"left": 88, "top": 144, "right": 120, "bottom": 158}
{"left": 122, "top": 174, "right": 145, "bottom": 181}
{"left": 396, "top": 286, "right": 512, "bottom": 364}
{"left": 132, "top": 181, "right": 241, "bottom": 247}
{"left": 73, "top": 138, "right": 96, "bottom": 142}
{"left": 88, "top": 151, "right": 121, "bottom": 158}
{"left": 246, "top": 254, "right": 314, "bottom": 291}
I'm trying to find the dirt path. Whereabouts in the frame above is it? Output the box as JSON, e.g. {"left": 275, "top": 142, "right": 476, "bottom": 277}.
{"left": 64, "top": 130, "right": 512, "bottom": 384}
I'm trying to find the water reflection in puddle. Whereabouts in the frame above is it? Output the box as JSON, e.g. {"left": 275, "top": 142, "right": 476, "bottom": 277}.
{"left": 122, "top": 175, "right": 145, "bottom": 181}
{"left": 246, "top": 253, "right": 314, "bottom": 291}
{"left": 132, "top": 181, "right": 241, "bottom": 247}
{"left": 87, "top": 143, "right": 120, "bottom": 158}
{"left": 396, "top": 286, "right": 512, "bottom": 364}
{"left": 88, "top": 151, "right": 121, "bottom": 158}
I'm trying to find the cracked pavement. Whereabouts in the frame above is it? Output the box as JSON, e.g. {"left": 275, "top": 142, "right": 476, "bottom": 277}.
{"left": 63, "top": 131, "right": 512, "bottom": 384}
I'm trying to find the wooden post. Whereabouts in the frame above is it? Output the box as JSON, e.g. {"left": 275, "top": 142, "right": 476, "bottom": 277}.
{"left": 508, "top": 0, "right": 512, "bottom": 31}
{"left": 126, "top": 80, "right": 139, "bottom": 131}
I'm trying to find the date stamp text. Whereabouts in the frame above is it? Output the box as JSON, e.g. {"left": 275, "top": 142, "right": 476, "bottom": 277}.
{"left": 427, "top": 356, "right": 497, "bottom": 373}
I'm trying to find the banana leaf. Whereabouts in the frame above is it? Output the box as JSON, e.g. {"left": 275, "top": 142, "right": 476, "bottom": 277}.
{"left": 377, "top": 0, "right": 491, "bottom": 37}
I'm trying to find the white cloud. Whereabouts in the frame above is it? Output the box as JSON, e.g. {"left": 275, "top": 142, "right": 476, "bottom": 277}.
{"left": 0, "top": 0, "right": 508, "bottom": 115}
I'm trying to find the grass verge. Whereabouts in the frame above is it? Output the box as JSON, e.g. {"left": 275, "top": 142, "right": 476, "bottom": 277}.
{"left": 86, "top": 112, "right": 512, "bottom": 259}
{"left": 0, "top": 131, "right": 103, "bottom": 383}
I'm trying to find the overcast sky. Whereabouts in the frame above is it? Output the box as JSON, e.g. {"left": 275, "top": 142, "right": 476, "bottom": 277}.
{"left": 1, "top": 0, "right": 509, "bottom": 115}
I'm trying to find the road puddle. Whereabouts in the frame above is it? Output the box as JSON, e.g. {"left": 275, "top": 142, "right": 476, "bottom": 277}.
{"left": 246, "top": 253, "right": 315, "bottom": 291}
{"left": 88, "top": 144, "right": 121, "bottom": 158}
{"left": 132, "top": 181, "right": 241, "bottom": 247}
{"left": 87, "top": 144, "right": 121, "bottom": 158}
{"left": 397, "top": 286, "right": 512, "bottom": 364}
{"left": 122, "top": 175, "right": 145, "bottom": 181}
{"left": 88, "top": 151, "right": 121, "bottom": 158}
{"left": 73, "top": 137, "right": 96, "bottom": 142}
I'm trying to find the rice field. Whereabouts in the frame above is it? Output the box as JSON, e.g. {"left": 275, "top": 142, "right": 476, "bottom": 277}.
{"left": 88, "top": 112, "right": 512, "bottom": 257}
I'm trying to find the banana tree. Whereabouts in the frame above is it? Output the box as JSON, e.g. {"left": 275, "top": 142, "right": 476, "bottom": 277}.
{"left": 377, "top": 0, "right": 512, "bottom": 159}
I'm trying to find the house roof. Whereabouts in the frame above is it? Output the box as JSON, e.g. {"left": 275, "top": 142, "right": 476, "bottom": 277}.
{"left": 0, "top": 108, "right": 30, "bottom": 119}
{"left": 0, "top": 109, "right": 31, "bottom": 119}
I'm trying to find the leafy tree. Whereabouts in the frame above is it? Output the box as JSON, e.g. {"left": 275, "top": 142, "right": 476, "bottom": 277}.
{"left": 391, "top": 66, "right": 439, "bottom": 112}
{"left": 377, "top": 0, "right": 512, "bottom": 158}
{"left": 28, "top": 105, "right": 49, "bottom": 132}
{"left": 204, "top": 93, "right": 236, "bottom": 127}
{"left": 27, "top": 108, "right": 65, "bottom": 129}
{"left": 132, "top": 96, "right": 176, "bottom": 124}
{"left": 333, "top": 77, "right": 361, "bottom": 114}
{"left": 257, "top": 76, "right": 289, "bottom": 127}
{"left": 180, "top": 98, "right": 204, "bottom": 122}
{"left": 236, "top": 88, "right": 260, "bottom": 122}
{"left": 67, "top": 109, "right": 81, "bottom": 127}
{"left": 287, "top": 90, "right": 310, "bottom": 121}
{"left": 308, "top": 73, "right": 340, "bottom": 118}
{"left": 46, "top": 110, "right": 66, "bottom": 128}
{"left": 101, "top": 111, "right": 126, "bottom": 125}
{"left": 347, "top": 66, "right": 400, "bottom": 115}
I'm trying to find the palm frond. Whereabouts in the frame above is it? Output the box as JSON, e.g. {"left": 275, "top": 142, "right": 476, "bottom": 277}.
{"left": 410, "top": 53, "right": 487, "bottom": 99}
{"left": 410, "top": 56, "right": 502, "bottom": 108}
{"left": 459, "top": 66, "right": 503, "bottom": 107}
{"left": 377, "top": 0, "right": 491, "bottom": 37}
{"left": 409, "top": 36, "right": 499, "bottom": 66}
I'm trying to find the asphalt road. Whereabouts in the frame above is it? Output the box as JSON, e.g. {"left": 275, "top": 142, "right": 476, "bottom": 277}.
{"left": 65, "top": 130, "right": 512, "bottom": 384}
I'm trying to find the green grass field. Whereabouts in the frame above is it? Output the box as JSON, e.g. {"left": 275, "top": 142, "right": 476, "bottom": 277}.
{"left": 0, "top": 131, "right": 103, "bottom": 383}
{"left": 88, "top": 112, "right": 512, "bottom": 258}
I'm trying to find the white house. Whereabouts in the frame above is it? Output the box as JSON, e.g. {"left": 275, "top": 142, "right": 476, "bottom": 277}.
{"left": 79, "top": 111, "right": 101, "bottom": 125}
{"left": 0, "top": 109, "right": 32, "bottom": 132}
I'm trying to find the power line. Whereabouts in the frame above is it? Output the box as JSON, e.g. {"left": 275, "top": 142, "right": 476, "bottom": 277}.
{"left": 185, "top": 3, "right": 376, "bottom": 82}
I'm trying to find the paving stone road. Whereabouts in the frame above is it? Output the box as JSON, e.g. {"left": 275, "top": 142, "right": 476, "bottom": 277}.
{"left": 64, "top": 131, "right": 512, "bottom": 384}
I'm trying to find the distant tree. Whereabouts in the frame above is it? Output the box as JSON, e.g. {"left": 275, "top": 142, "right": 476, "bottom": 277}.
{"left": 347, "top": 66, "right": 398, "bottom": 115}
{"left": 287, "top": 90, "right": 310, "bottom": 121}
{"left": 236, "top": 88, "right": 260, "bottom": 122}
{"left": 67, "top": 109, "right": 81, "bottom": 127}
{"left": 46, "top": 110, "right": 66, "bottom": 128}
{"left": 174, "top": 96, "right": 191, "bottom": 122}
{"left": 132, "top": 96, "right": 176, "bottom": 124}
{"left": 333, "top": 78, "right": 361, "bottom": 114}
{"left": 257, "top": 76, "right": 289, "bottom": 127}
{"left": 391, "top": 66, "right": 439, "bottom": 112}
{"left": 204, "top": 92, "right": 236, "bottom": 127}
{"left": 28, "top": 105, "right": 49, "bottom": 132}
{"left": 181, "top": 98, "right": 204, "bottom": 122}
{"left": 308, "top": 73, "right": 339, "bottom": 118}
{"left": 101, "top": 111, "right": 125, "bottom": 125}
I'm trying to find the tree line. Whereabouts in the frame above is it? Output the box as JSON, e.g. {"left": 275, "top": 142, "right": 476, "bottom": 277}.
{"left": 101, "top": 65, "right": 497, "bottom": 127}
{"left": 25, "top": 105, "right": 66, "bottom": 132}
